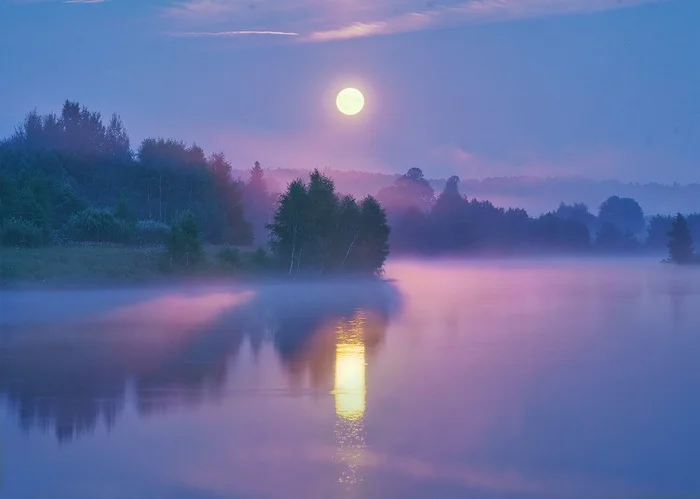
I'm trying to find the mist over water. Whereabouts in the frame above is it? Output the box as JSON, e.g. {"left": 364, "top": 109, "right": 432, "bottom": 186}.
{"left": 1, "top": 259, "right": 699, "bottom": 498}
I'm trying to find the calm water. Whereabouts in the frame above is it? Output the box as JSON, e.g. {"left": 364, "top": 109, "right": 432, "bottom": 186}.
{"left": 1, "top": 259, "right": 700, "bottom": 499}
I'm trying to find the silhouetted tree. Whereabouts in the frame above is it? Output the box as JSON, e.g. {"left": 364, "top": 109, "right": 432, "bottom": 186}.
{"left": 648, "top": 213, "right": 700, "bottom": 251}
{"left": 0, "top": 102, "right": 257, "bottom": 247}
{"left": 354, "top": 196, "right": 390, "bottom": 273}
{"left": 306, "top": 169, "right": 340, "bottom": 269}
{"left": 647, "top": 215, "right": 674, "bottom": 249}
{"left": 667, "top": 213, "right": 694, "bottom": 264}
{"left": 598, "top": 196, "right": 645, "bottom": 237}
{"left": 104, "top": 114, "right": 131, "bottom": 161}
{"left": 268, "top": 178, "right": 309, "bottom": 274}
{"left": 243, "top": 161, "right": 273, "bottom": 245}
{"left": 332, "top": 195, "right": 362, "bottom": 268}
{"left": 595, "top": 223, "right": 640, "bottom": 251}
{"left": 167, "top": 211, "right": 203, "bottom": 268}
{"left": 555, "top": 202, "right": 598, "bottom": 235}
{"left": 268, "top": 172, "right": 389, "bottom": 275}
{"left": 532, "top": 213, "right": 590, "bottom": 250}
{"left": 377, "top": 167, "right": 434, "bottom": 214}
{"left": 208, "top": 152, "right": 252, "bottom": 245}
{"left": 428, "top": 176, "right": 471, "bottom": 252}
{"left": 391, "top": 206, "right": 429, "bottom": 254}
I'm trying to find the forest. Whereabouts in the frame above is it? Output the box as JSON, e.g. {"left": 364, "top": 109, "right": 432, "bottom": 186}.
{"left": 377, "top": 168, "right": 698, "bottom": 262}
{"left": 0, "top": 100, "right": 697, "bottom": 281}
{"left": 0, "top": 101, "right": 390, "bottom": 276}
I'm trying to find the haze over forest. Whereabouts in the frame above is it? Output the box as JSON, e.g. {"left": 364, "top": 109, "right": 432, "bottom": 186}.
{"left": 247, "top": 168, "right": 700, "bottom": 217}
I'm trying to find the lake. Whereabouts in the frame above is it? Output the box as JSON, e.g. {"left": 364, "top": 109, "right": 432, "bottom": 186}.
{"left": 1, "top": 259, "right": 699, "bottom": 499}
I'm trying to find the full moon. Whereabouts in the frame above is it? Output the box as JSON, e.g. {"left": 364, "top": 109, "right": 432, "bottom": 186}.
{"left": 336, "top": 88, "right": 365, "bottom": 116}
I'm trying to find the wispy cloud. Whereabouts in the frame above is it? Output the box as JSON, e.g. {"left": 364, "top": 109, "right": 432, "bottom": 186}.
{"left": 63, "top": 0, "right": 107, "bottom": 3}
{"left": 165, "top": 0, "right": 241, "bottom": 18}
{"left": 171, "top": 30, "right": 299, "bottom": 37}
{"left": 165, "top": 0, "right": 669, "bottom": 42}
{"left": 308, "top": 0, "right": 668, "bottom": 41}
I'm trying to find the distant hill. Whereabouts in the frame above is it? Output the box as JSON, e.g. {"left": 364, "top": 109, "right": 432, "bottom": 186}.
{"left": 231, "top": 167, "right": 700, "bottom": 217}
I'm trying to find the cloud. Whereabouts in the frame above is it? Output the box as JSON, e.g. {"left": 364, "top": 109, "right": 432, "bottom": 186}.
{"left": 165, "top": 0, "right": 241, "bottom": 18}
{"left": 308, "top": 0, "right": 668, "bottom": 41}
{"left": 63, "top": 0, "right": 107, "bottom": 3}
{"left": 170, "top": 30, "right": 299, "bottom": 37}
{"left": 164, "top": 0, "right": 668, "bottom": 42}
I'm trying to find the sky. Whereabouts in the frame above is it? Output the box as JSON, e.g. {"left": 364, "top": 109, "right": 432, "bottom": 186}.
{"left": 1, "top": 0, "right": 698, "bottom": 183}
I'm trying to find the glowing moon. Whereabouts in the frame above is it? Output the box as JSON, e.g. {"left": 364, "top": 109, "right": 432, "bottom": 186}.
{"left": 336, "top": 88, "right": 365, "bottom": 116}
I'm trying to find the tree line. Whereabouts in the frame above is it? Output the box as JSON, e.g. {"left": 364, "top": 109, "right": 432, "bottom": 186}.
{"left": 376, "top": 168, "right": 698, "bottom": 264}
{"left": 1, "top": 101, "right": 696, "bottom": 271}
{"left": 0, "top": 101, "right": 390, "bottom": 274}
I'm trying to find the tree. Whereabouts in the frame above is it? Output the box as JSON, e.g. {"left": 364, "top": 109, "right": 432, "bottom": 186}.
{"left": 208, "top": 153, "right": 252, "bottom": 245}
{"left": 354, "top": 196, "right": 390, "bottom": 273}
{"left": 306, "top": 169, "right": 338, "bottom": 270}
{"left": 595, "top": 223, "right": 639, "bottom": 251}
{"left": 248, "top": 161, "right": 267, "bottom": 197}
{"left": 377, "top": 167, "right": 434, "bottom": 214}
{"left": 268, "top": 178, "right": 309, "bottom": 274}
{"left": 58, "top": 100, "right": 107, "bottom": 155}
{"left": 333, "top": 195, "right": 362, "bottom": 268}
{"left": 167, "top": 211, "right": 203, "bottom": 268}
{"left": 555, "top": 202, "right": 598, "bottom": 235}
{"left": 114, "top": 194, "right": 136, "bottom": 226}
{"left": 532, "top": 213, "right": 590, "bottom": 250}
{"left": 104, "top": 114, "right": 131, "bottom": 161}
{"left": 428, "top": 176, "right": 470, "bottom": 252}
{"left": 268, "top": 173, "right": 390, "bottom": 275}
{"left": 667, "top": 213, "right": 694, "bottom": 264}
{"left": 647, "top": 215, "right": 674, "bottom": 249}
{"left": 598, "top": 196, "right": 645, "bottom": 237}
{"left": 391, "top": 206, "right": 429, "bottom": 254}
{"left": 208, "top": 152, "right": 232, "bottom": 180}
{"left": 243, "top": 161, "right": 273, "bottom": 245}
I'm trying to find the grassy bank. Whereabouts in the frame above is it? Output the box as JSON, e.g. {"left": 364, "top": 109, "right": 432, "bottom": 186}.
{"left": 0, "top": 245, "right": 269, "bottom": 287}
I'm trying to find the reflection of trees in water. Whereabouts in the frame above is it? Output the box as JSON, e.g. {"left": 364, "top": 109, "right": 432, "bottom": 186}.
{"left": 0, "top": 342, "right": 128, "bottom": 442}
{"left": 0, "top": 280, "right": 399, "bottom": 442}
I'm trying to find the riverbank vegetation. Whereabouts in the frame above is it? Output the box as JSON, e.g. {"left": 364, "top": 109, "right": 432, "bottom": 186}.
{"left": 0, "top": 101, "right": 390, "bottom": 282}
{"left": 378, "top": 168, "right": 699, "bottom": 262}
{"left": 1, "top": 100, "right": 697, "bottom": 285}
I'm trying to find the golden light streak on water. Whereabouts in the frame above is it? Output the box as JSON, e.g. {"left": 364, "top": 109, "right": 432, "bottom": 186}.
{"left": 333, "top": 311, "right": 368, "bottom": 488}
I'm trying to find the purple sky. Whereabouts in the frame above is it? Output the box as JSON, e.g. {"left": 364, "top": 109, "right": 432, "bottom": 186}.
{"left": 1, "top": 0, "right": 698, "bottom": 183}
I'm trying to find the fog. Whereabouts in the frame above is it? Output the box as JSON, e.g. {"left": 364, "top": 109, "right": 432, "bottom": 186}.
{"left": 1, "top": 258, "right": 699, "bottom": 498}
{"left": 253, "top": 168, "right": 700, "bottom": 216}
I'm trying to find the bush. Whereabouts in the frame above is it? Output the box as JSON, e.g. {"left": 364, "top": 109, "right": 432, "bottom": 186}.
{"left": 166, "top": 212, "right": 202, "bottom": 268}
{"left": 114, "top": 196, "right": 137, "bottom": 225}
{"left": 251, "top": 247, "right": 268, "bottom": 267}
{"left": 66, "top": 208, "right": 134, "bottom": 244}
{"left": 136, "top": 220, "right": 170, "bottom": 246}
{"left": 217, "top": 246, "right": 240, "bottom": 266}
{"left": 0, "top": 217, "right": 44, "bottom": 247}
{"left": 52, "top": 180, "right": 86, "bottom": 226}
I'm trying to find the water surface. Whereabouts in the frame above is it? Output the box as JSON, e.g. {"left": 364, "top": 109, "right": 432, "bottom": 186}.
{"left": 1, "top": 259, "right": 699, "bottom": 498}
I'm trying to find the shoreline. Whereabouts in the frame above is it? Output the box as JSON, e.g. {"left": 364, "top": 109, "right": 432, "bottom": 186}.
{"left": 0, "top": 245, "right": 386, "bottom": 290}
{"left": 2, "top": 245, "right": 695, "bottom": 290}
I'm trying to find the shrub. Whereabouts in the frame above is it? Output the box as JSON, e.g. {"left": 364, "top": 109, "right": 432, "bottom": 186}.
{"left": 52, "top": 180, "right": 86, "bottom": 226}
{"left": 166, "top": 211, "right": 202, "bottom": 268}
{"left": 217, "top": 246, "right": 240, "bottom": 266}
{"left": 136, "top": 220, "right": 170, "bottom": 246}
{"left": 0, "top": 217, "right": 44, "bottom": 247}
{"left": 251, "top": 247, "right": 268, "bottom": 267}
{"left": 66, "top": 208, "right": 134, "bottom": 244}
{"left": 114, "top": 196, "right": 137, "bottom": 225}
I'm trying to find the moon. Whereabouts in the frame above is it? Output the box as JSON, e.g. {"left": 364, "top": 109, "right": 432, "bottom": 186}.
{"left": 336, "top": 88, "right": 365, "bottom": 116}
